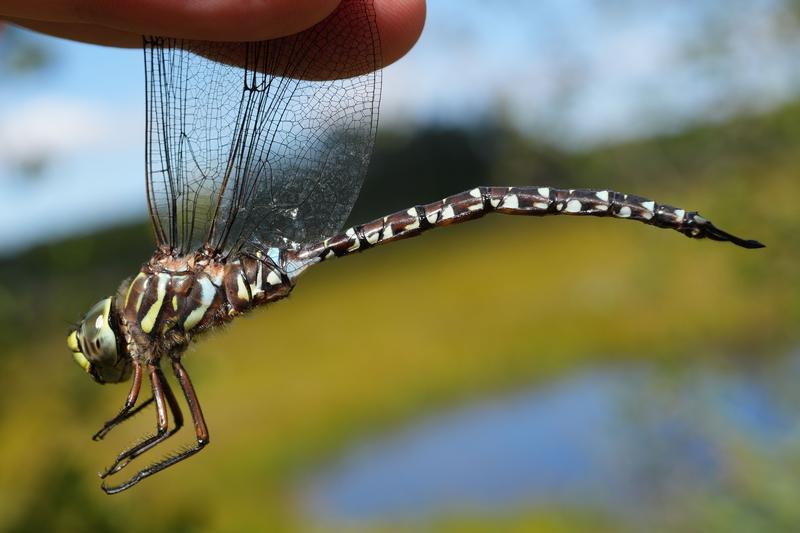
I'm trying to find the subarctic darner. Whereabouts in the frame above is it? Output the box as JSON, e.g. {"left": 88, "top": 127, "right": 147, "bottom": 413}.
{"left": 65, "top": 0, "right": 764, "bottom": 495}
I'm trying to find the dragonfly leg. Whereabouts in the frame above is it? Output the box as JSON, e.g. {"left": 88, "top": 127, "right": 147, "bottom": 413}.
{"left": 100, "top": 358, "right": 208, "bottom": 495}
{"left": 297, "top": 186, "right": 764, "bottom": 265}
{"left": 171, "top": 357, "right": 210, "bottom": 449}
{"left": 92, "top": 360, "right": 154, "bottom": 441}
{"left": 99, "top": 360, "right": 183, "bottom": 481}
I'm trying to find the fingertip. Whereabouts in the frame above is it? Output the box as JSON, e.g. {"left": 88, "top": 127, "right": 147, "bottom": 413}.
{"left": 7, "top": 0, "right": 426, "bottom": 72}
{"left": 3, "top": 18, "right": 143, "bottom": 48}
{"left": 77, "top": 0, "right": 343, "bottom": 41}
{"left": 374, "top": 0, "right": 426, "bottom": 67}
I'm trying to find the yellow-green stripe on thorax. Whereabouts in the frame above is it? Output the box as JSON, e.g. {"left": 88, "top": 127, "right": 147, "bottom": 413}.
{"left": 121, "top": 253, "right": 294, "bottom": 340}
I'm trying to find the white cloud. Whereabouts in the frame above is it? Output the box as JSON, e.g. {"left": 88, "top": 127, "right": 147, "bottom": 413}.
{"left": 0, "top": 95, "right": 138, "bottom": 169}
{"left": 0, "top": 94, "right": 143, "bottom": 253}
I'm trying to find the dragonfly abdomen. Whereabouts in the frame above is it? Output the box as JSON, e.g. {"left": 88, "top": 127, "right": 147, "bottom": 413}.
{"left": 297, "top": 186, "right": 762, "bottom": 265}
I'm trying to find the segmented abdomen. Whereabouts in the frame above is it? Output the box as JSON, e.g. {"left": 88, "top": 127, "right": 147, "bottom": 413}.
{"left": 299, "top": 186, "right": 691, "bottom": 262}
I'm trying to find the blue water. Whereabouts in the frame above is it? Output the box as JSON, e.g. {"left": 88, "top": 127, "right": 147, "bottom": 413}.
{"left": 299, "top": 352, "right": 800, "bottom": 522}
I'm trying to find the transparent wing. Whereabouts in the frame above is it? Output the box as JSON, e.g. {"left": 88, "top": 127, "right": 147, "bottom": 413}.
{"left": 144, "top": 0, "right": 381, "bottom": 255}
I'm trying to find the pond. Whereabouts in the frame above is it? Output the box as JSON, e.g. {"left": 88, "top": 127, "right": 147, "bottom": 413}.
{"left": 299, "top": 349, "right": 800, "bottom": 524}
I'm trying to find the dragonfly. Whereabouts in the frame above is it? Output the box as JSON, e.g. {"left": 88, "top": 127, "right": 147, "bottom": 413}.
{"left": 66, "top": 0, "right": 764, "bottom": 494}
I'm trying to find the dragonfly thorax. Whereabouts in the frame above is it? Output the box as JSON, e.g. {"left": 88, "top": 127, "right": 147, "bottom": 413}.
{"left": 135, "top": 251, "right": 293, "bottom": 349}
{"left": 68, "top": 250, "right": 293, "bottom": 386}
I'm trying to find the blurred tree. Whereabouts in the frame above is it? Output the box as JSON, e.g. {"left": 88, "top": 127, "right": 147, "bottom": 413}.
{"left": 0, "top": 25, "right": 52, "bottom": 75}
{"left": 0, "top": 25, "right": 55, "bottom": 181}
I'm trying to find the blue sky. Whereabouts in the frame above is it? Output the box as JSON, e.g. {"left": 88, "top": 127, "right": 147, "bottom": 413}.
{"left": 1, "top": 0, "right": 798, "bottom": 253}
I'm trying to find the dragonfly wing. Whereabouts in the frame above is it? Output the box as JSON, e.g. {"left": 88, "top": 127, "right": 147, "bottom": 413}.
{"left": 144, "top": 0, "right": 382, "bottom": 255}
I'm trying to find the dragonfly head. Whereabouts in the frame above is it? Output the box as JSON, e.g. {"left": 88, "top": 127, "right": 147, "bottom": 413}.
{"left": 67, "top": 297, "right": 131, "bottom": 384}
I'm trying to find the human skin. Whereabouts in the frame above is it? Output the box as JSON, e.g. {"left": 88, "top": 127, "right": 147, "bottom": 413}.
{"left": 0, "top": 0, "right": 426, "bottom": 71}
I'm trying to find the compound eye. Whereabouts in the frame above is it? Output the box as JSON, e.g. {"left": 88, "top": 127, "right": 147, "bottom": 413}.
{"left": 79, "top": 298, "right": 119, "bottom": 366}
{"left": 67, "top": 330, "right": 92, "bottom": 373}
{"left": 72, "top": 350, "right": 92, "bottom": 373}
{"left": 70, "top": 297, "right": 130, "bottom": 384}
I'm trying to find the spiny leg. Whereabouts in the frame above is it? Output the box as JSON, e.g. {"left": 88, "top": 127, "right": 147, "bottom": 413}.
{"left": 93, "top": 360, "right": 154, "bottom": 441}
{"left": 99, "top": 361, "right": 183, "bottom": 480}
{"left": 296, "top": 186, "right": 764, "bottom": 264}
{"left": 101, "top": 358, "right": 209, "bottom": 495}
{"left": 93, "top": 397, "right": 154, "bottom": 441}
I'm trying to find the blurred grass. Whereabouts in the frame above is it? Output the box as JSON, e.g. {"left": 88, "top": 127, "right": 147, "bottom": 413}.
{"left": 0, "top": 100, "right": 798, "bottom": 532}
